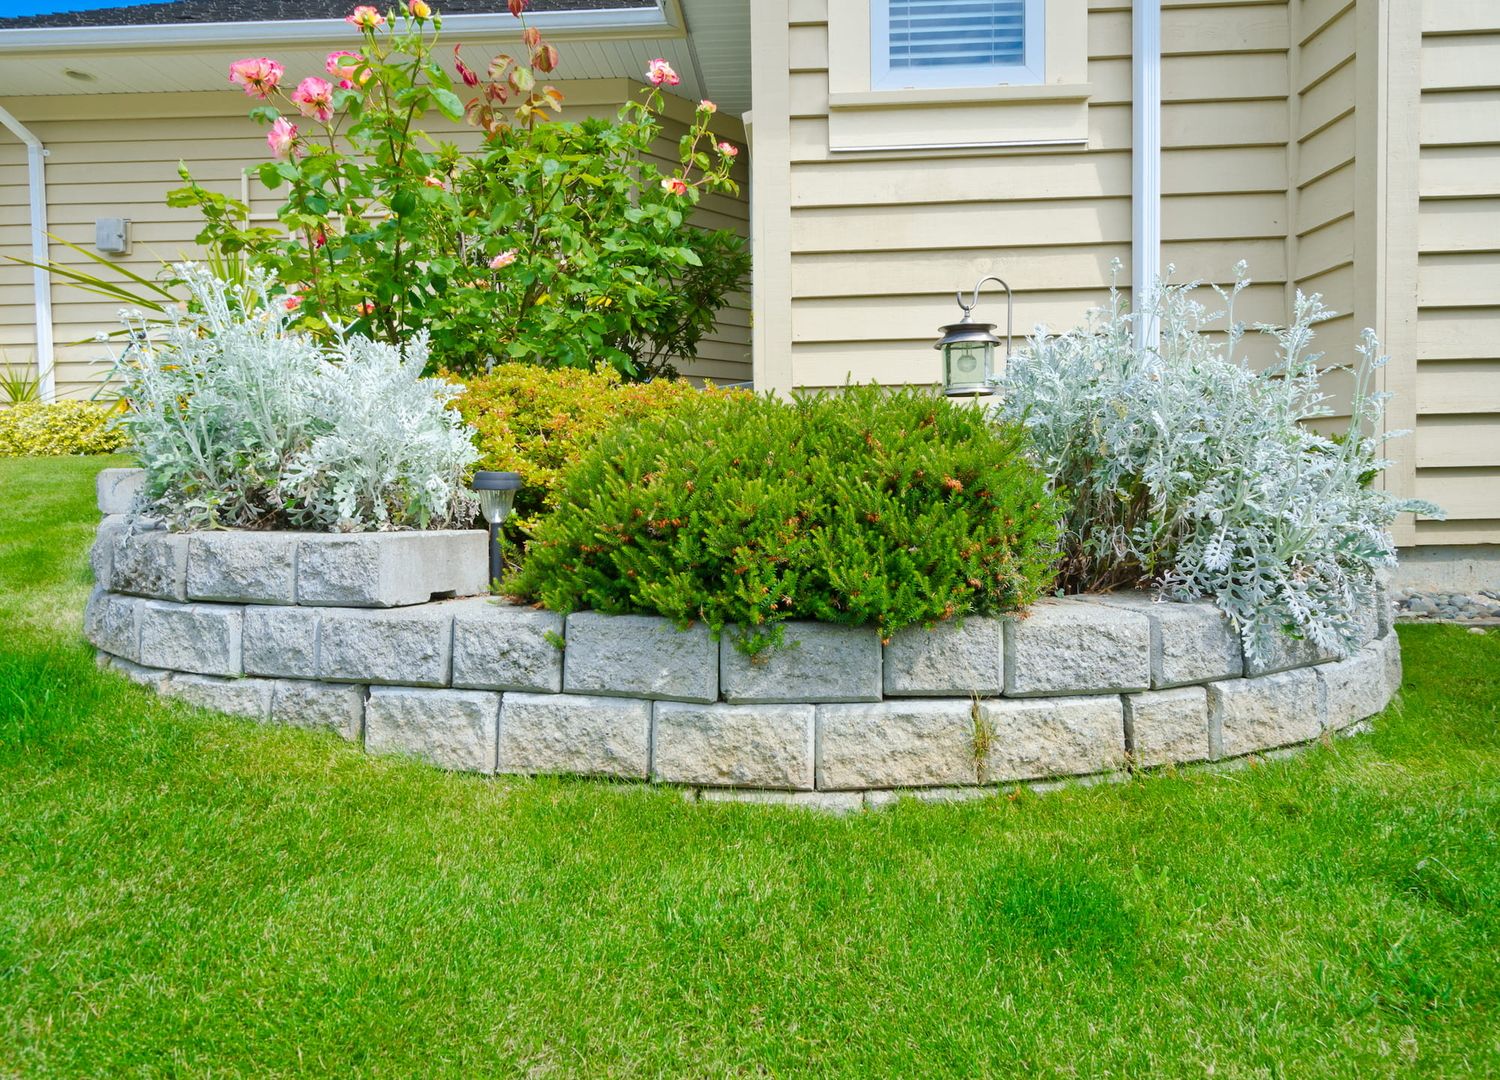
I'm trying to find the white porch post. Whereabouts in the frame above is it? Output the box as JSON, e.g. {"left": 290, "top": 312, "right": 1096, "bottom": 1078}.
{"left": 1132, "top": 0, "right": 1162, "bottom": 351}
{"left": 0, "top": 103, "right": 54, "bottom": 403}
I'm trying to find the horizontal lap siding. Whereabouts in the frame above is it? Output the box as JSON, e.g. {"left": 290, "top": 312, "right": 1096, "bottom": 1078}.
{"left": 0, "top": 82, "right": 751, "bottom": 399}
{"left": 783, "top": 0, "right": 1294, "bottom": 391}
{"left": 1414, "top": 4, "right": 1500, "bottom": 540}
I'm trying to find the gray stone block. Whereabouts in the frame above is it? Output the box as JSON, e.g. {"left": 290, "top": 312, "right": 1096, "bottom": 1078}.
{"left": 295, "top": 530, "right": 488, "bottom": 608}
{"left": 91, "top": 515, "right": 129, "bottom": 586}
{"left": 450, "top": 598, "right": 564, "bottom": 693}
{"left": 1375, "top": 578, "right": 1394, "bottom": 638}
{"left": 980, "top": 695, "right": 1128, "bottom": 782}
{"left": 186, "top": 532, "right": 298, "bottom": 604}
{"left": 110, "top": 530, "right": 189, "bottom": 601}
{"left": 1123, "top": 686, "right": 1211, "bottom": 768}
{"left": 271, "top": 680, "right": 365, "bottom": 741}
{"left": 698, "top": 789, "right": 864, "bottom": 814}
{"left": 1081, "top": 593, "right": 1243, "bottom": 687}
{"left": 138, "top": 600, "right": 243, "bottom": 676}
{"left": 1351, "top": 589, "right": 1381, "bottom": 649}
{"left": 96, "top": 467, "right": 145, "bottom": 516}
{"left": 108, "top": 656, "right": 171, "bottom": 691}
{"left": 1208, "top": 667, "right": 1325, "bottom": 759}
{"left": 498, "top": 693, "right": 651, "bottom": 779}
{"left": 1317, "top": 644, "right": 1391, "bottom": 731}
{"left": 1242, "top": 628, "right": 1340, "bottom": 677}
{"left": 1380, "top": 630, "right": 1403, "bottom": 700}
{"left": 1003, "top": 600, "right": 1150, "bottom": 696}
{"left": 163, "top": 673, "right": 274, "bottom": 719}
{"left": 242, "top": 606, "right": 321, "bottom": 678}
{"left": 721, "top": 622, "right": 882, "bottom": 704}
{"left": 652, "top": 702, "right": 814, "bottom": 790}
{"left": 883, "top": 617, "right": 1004, "bottom": 697}
{"left": 815, "top": 700, "right": 976, "bottom": 790}
{"left": 561, "top": 612, "right": 717, "bottom": 703}
{"left": 365, "top": 687, "right": 498, "bottom": 774}
{"left": 84, "top": 589, "right": 142, "bottom": 662}
{"left": 317, "top": 606, "right": 453, "bottom": 686}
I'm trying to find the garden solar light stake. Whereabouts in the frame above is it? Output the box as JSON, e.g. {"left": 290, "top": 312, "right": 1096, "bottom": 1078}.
{"left": 472, "top": 471, "right": 522, "bottom": 587}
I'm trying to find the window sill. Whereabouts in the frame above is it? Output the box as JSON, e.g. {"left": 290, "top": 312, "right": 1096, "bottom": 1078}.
{"left": 828, "top": 82, "right": 1092, "bottom": 112}
{"left": 826, "top": 82, "right": 1092, "bottom": 154}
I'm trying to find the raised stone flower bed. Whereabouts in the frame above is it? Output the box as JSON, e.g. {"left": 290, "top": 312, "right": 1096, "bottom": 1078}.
{"left": 85, "top": 470, "right": 1400, "bottom": 810}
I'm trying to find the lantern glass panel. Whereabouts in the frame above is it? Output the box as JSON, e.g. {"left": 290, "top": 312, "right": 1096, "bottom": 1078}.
{"left": 943, "top": 340, "right": 994, "bottom": 394}
{"left": 478, "top": 487, "right": 516, "bottom": 525}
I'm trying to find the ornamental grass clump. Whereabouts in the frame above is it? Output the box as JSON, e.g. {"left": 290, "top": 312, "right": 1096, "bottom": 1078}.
{"left": 116, "top": 265, "right": 477, "bottom": 531}
{"left": 1000, "top": 267, "right": 1441, "bottom": 665}
{"left": 511, "top": 385, "right": 1061, "bottom": 653}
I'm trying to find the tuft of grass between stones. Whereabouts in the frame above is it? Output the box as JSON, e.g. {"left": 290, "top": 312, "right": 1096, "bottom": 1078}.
{"left": 0, "top": 456, "right": 1497, "bottom": 1078}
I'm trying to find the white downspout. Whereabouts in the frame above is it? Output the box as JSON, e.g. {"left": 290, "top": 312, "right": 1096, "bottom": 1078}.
{"left": 1132, "top": 0, "right": 1162, "bottom": 351}
{"left": 0, "top": 104, "right": 55, "bottom": 403}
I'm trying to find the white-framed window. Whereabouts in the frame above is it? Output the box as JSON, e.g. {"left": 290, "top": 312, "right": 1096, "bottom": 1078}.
{"left": 871, "top": 0, "right": 1045, "bottom": 90}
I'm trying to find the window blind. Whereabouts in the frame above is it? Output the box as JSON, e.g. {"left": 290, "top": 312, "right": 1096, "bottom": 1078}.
{"left": 885, "top": 0, "right": 1027, "bottom": 70}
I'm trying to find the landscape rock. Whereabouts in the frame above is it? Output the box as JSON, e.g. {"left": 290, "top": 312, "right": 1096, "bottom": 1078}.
{"left": 242, "top": 606, "right": 322, "bottom": 678}
{"left": 295, "top": 531, "right": 487, "bottom": 608}
{"left": 498, "top": 693, "right": 651, "bottom": 779}
{"left": 882, "top": 617, "right": 1004, "bottom": 697}
{"left": 317, "top": 606, "right": 453, "bottom": 686}
{"left": 652, "top": 702, "right": 814, "bottom": 789}
{"left": 1208, "top": 667, "right": 1325, "bottom": 759}
{"left": 563, "top": 612, "right": 716, "bottom": 703}
{"left": 365, "top": 687, "right": 499, "bottom": 773}
{"left": 1003, "top": 600, "right": 1150, "bottom": 696}
{"left": 271, "top": 680, "right": 365, "bottom": 741}
{"left": 1316, "top": 643, "right": 1391, "bottom": 731}
{"left": 1081, "top": 593, "right": 1243, "bottom": 687}
{"left": 186, "top": 532, "right": 298, "bottom": 604}
{"left": 110, "top": 530, "right": 189, "bottom": 601}
{"left": 697, "top": 789, "right": 864, "bottom": 813}
{"left": 95, "top": 467, "right": 145, "bottom": 516}
{"left": 1123, "top": 686, "right": 1211, "bottom": 768}
{"left": 84, "top": 588, "right": 142, "bottom": 662}
{"left": 138, "top": 600, "right": 243, "bottom": 676}
{"left": 721, "top": 622, "right": 882, "bottom": 704}
{"left": 980, "top": 694, "right": 1127, "bottom": 782}
{"left": 815, "top": 699, "right": 976, "bottom": 790}
{"left": 1242, "top": 628, "right": 1340, "bottom": 677}
{"left": 450, "top": 598, "right": 564, "bottom": 693}
{"left": 162, "top": 673, "right": 274, "bottom": 719}
{"left": 108, "top": 656, "right": 171, "bottom": 691}
{"left": 91, "top": 515, "right": 129, "bottom": 585}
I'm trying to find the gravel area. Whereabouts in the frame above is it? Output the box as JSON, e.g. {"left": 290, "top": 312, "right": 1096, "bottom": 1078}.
{"left": 1393, "top": 588, "right": 1500, "bottom": 625}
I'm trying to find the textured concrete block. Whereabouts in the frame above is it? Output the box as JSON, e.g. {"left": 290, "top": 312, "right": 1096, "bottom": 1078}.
{"left": 186, "top": 532, "right": 297, "bottom": 604}
{"left": 138, "top": 600, "right": 242, "bottom": 676}
{"left": 317, "top": 606, "right": 453, "bottom": 686}
{"left": 96, "top": 467, "right": 145, "bottom": 516}
{"left": 1380, "top": 630, "right": 1403, "bottom": 700}
{"left": 1208, "top": 667, "right": 1325, "bottom": 759}
{"left": 108, "top": 656, "right": 171, "bottom": 691}
{"left": 1317, "top": 644, "right": 1391, "bottom": 731}
{"left": 295, "top": 530, "right": 487, "bottom": 608}
{"left": 883, "top": 617, "right": 1004, "bottom": 697}
{"left": 697, "top": 789, "right": 864, "bottom": 814}
{"left": 163, "top": 673, "right": 274, "bottom": 719}
{"left": 652, "top": 702, "right": 814, "bottom": 789}
{"left": 815, "top": 700, "right": 976, "bottom": 790}
{"left": 365, "top": 687, "right": 498, "bottom": 774}
{"left": 559, "top": 612, "right": 716, "bottom": 702}
{"left": 91, "top": 515, "right": 129, "bottom": 586}
{"left": 1082, "top": 593, "right": 1243, "bottom": 687}
{"left": 450, "top": 598, "right": 564, "bottom": 693}
{"left": 980, "top": 695, "right": 1127, "bottom": 782}
{"left": 1003, "top": 600, "right": 1150, "bottom": 696}
{"left": 721, "top": 622, "right": 882, "bottom": 704}
{"left": 1123, "top": 686, "right": 1211, "bottom": 768}
{"left": 242, "top": 606, "right": 321, "bottom": 678}
{"left": 1351, "top": 590, "right": 1381, "bottom": 650}
{"left": 109, "top": 530, "right": 189, "bottom": 601}
{"left": 1242, "top": 628, "right": 1340, "bottom": 677}
{"left": 1375, "top": 578, "right": 1394, "bottom": 639}
{"left": 498, "top": 693, "right": 651, "bottom": 779}
{"left": 84, "top": 589, "right": 142, "bottom": 662}
{"left": 271, "top": 680, "right": 365, "bottom": 741}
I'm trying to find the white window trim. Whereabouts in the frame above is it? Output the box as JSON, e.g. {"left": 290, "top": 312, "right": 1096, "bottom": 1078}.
{"left": 870, "top": 0, "right": 1046, "bottom": 91}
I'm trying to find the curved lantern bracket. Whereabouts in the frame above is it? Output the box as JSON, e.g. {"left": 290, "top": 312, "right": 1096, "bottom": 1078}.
{"left": 935, "top": 276, "right": 1015, "bottom": 397}
{"left": 955, "top": 275, "right": 1014, "bottom": 358}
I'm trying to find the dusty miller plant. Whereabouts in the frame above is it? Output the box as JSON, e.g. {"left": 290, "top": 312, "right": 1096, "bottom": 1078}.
{"left": 115, "top": 265, "right": 478, "bottom": 531}
{"left": 1000, "top": 264, "right": 1442, "bottom": 664}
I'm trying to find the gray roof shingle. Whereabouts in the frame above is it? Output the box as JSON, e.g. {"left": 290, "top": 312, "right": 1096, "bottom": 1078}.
{"left": 0, "top": 1, "right": 656, "bottom": 30}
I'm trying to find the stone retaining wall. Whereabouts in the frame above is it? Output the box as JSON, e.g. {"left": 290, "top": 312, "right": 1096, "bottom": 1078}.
{"left": 84, "top": 472, "right": 1401, "bottom": 808}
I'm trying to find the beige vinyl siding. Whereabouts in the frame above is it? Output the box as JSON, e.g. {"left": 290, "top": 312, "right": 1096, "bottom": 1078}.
{"left": 1413, "top": 2, "right": 1500, "bottom": 545}
{"left": 765, "top": 0, "right": 1298, "bottom": 391}
{"left": 0, "top": 81, "right": 750, "bottom": 399}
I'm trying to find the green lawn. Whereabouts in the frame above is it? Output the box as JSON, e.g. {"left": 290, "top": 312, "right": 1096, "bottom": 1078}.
{"left": 1, "top": 456, "right": 1497, "bottom": 1077}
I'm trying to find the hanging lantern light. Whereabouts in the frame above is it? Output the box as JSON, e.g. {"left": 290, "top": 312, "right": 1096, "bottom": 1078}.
{"left": 934, "top": 276, "right": 1013, "bottom": 397}
{"left": 471, "top": 470, "right": 522, "bottom": 586}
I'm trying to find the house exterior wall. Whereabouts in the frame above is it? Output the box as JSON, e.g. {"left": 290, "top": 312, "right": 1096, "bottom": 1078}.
{"left": 0, "top": 79, "right": 751, "bottom": 399}
{"left": 750, "top": 0, "right": 1500, "bottom": 554}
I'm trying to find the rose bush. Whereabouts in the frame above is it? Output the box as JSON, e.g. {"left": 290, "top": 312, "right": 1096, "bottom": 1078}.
{"left": 174, "top": 2, "right": 748, "bottom": 379}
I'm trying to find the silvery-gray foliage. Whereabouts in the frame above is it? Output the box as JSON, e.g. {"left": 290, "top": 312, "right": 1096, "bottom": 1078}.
{"left": 1000, "top": 266, "right": 1441, "bottom": 665}
{"left": 115, "top": 266, "right": 478, "bottom": 532}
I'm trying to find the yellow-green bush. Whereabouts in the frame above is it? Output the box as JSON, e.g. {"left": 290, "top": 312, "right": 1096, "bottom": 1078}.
{"left": 452, "top": 364, "right": 732, "bottom": 541}
{"left": 0, "top": 400, "right": 127, "bottom": 457}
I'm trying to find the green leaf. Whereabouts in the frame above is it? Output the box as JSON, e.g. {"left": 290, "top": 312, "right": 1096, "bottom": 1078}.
{"left": 258, "top": 162, "right": 284, "bottom": 190}
{"left": 432, "top": 87, "right": 464, "bottom": 122}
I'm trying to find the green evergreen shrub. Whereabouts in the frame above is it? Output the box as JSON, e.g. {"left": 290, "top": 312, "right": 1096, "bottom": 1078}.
{"left": 510, "top": 385, "right": 1061, "bottom": 652}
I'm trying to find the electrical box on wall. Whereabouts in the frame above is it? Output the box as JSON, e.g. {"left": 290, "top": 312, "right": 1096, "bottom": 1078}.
{"left": 95, "top": 218, "right": 131, "bottom": 255}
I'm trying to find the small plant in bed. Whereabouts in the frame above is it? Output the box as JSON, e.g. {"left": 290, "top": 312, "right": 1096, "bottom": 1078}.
{"left": 510, "top": 385, "right": 1061, "bottom": 653}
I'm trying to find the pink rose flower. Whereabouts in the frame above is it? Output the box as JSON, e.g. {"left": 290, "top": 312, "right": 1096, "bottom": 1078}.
{"left": 408, "top": 0, "right": 431, "bottom": 17}
{"left": 346, "top": 6, "right": 385, "bottom": 29}
{"left": 661, "top": 177, "right": 688, "bottom": 196}
{"left": 698, "top": 99, "right": 716, "bottom": 114}
{"left": 229, "top": 57, "right": 284, "bottom": 99}
{"left": 489, "top": 250, "right": 519, "bottom": 270}
{"left": 325, "top": 50, "right": 366, "bottom": 88}
{"left": 716, "top": 140, "right": 739, "bottom": 158}
{"left": 422, "top": 175, "right": 447, "bottom": 189}
{"left": 646, "top": 59, "right": 680, "bottom": 87}
{"left": 266, "top": 116, "right": 298, "bottom": 160}
{"left": 291, "top": 76, "right": 335, "bottom": 123}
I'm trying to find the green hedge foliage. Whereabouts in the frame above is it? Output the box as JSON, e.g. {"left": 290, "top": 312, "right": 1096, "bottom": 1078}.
{"left": 0, "top": 401, "right": 127, "bottom": 457}
{"left": 510, "top": 385, "right": 1061, "bottom": 652}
